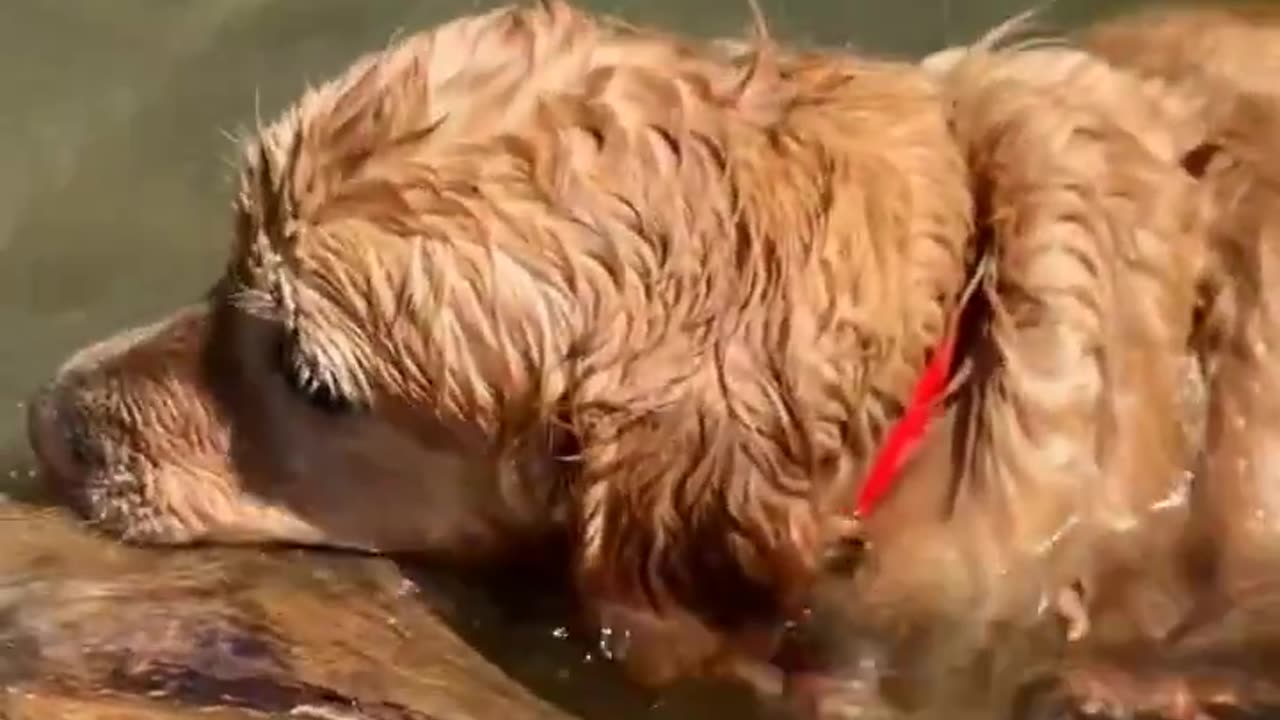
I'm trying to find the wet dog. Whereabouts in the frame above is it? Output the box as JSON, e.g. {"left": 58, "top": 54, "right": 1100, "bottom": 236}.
{"left": 26, "top": 3, "right": 1280, "bottom": 717}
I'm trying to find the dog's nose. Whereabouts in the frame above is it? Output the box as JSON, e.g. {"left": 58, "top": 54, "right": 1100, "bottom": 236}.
{"left": 26, "top": 379, "right": 98, "bottom": 513}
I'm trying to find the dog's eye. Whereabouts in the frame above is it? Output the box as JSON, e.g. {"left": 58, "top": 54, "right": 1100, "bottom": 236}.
{"left": 278, "top": 337, "right": 359, "bottom": 414}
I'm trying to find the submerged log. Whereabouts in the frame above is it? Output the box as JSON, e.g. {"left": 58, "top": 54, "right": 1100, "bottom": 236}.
{"left": 0, "top": 497, "right": 574, "bottom": 720}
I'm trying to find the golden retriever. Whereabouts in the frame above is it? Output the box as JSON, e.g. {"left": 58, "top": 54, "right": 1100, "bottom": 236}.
{"left": 25, "top": 2, "right": 1280, "bottom": 717}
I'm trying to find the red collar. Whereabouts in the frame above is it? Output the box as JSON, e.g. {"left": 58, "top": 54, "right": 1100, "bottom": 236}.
{"left": 852, "top": 258, "right": 985, "bottom": 518}
{"left": 851, "top": 331, "right": 957, "bottom": 517}
{"left": 850, "top": 332, "right": 956, "bottom": 517}
{"left": 848, "top": 258, "right": 989, "bottom": 523}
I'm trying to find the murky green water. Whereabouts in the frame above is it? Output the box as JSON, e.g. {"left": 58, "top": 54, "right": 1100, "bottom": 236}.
{"left": 0, "top": 1, "right": 1169, "bottom": 718}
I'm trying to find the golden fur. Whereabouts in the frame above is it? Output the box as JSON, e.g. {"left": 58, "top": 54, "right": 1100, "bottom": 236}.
{"left": 197, "top": 0, "right": 975, "bottom": 685}
{"left": 24, "top": 2, "right": 1280, "bottom": 717}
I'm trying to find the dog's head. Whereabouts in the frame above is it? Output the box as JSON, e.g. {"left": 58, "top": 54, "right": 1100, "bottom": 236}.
{"left": 27, "top": 0, "right": 973, "bottom": 689}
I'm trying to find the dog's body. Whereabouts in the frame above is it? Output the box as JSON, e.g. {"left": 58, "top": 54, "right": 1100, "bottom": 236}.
{"left": 820, "top": 14, "right": 1280, "bottom": 715}
{"left": 24, "top": 3, "right": 1280, "bottom": 717}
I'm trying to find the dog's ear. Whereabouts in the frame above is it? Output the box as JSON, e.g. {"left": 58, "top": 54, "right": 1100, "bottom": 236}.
{"left": 567, "top": 407, "right": 824, "bottom": 684}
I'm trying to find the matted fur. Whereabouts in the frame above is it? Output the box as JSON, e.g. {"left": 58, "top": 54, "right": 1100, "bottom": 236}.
{"left": 1081, "top": 3, "right": 1280, "bottom": 600}
{"left": 801, "top": 9, "right": 1280, "bottom": 717}
{"left": 24, "top": 2, "right": 1280, "bottom": 717}
{"left": 901, "top": 25, "right": 1211, "bottom": 626}
{"left": 229, "top": 0, "right": 976, "bottom": 684}
{"left": 791, "top": 29, "right": 1218, "bottom": 717}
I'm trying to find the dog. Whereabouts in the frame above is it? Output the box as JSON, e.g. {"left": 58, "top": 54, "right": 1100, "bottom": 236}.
{"left": 24, "top": 2, "right": 1280, "bottom": 717}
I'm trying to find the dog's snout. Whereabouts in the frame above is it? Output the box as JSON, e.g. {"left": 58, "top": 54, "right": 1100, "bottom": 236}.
{"left": 26, "top": 379, "right": 99, "bottom": 511}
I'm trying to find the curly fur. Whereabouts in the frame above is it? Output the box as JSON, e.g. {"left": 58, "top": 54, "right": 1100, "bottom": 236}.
{"left": 227, "top": 0, "right": 976, "bottom": 683}
{"left": 26, "top": 2, "right": 1280, "bottom": 716}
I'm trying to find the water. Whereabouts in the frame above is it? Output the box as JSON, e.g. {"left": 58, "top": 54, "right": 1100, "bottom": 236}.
{"left": 0, "top": 1, "right": 1158, "bottom": 717}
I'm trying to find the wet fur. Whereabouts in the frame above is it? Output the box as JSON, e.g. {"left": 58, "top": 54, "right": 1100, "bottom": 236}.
{"left": 230, "top": 0, "right": 975, "bottom": 685}
{"left": 808, "top": 7, "right": 1280, "bottom": 717}
{"left": 25, "top": 2, "right": 1280, "bottom": 717}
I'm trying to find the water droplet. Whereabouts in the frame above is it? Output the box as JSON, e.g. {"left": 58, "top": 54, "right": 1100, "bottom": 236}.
{"left": 597, "top": 626, "right": 614, "bottom": 660}
{"left": 596, "top": 625, "right": 630, "bottom": 661}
